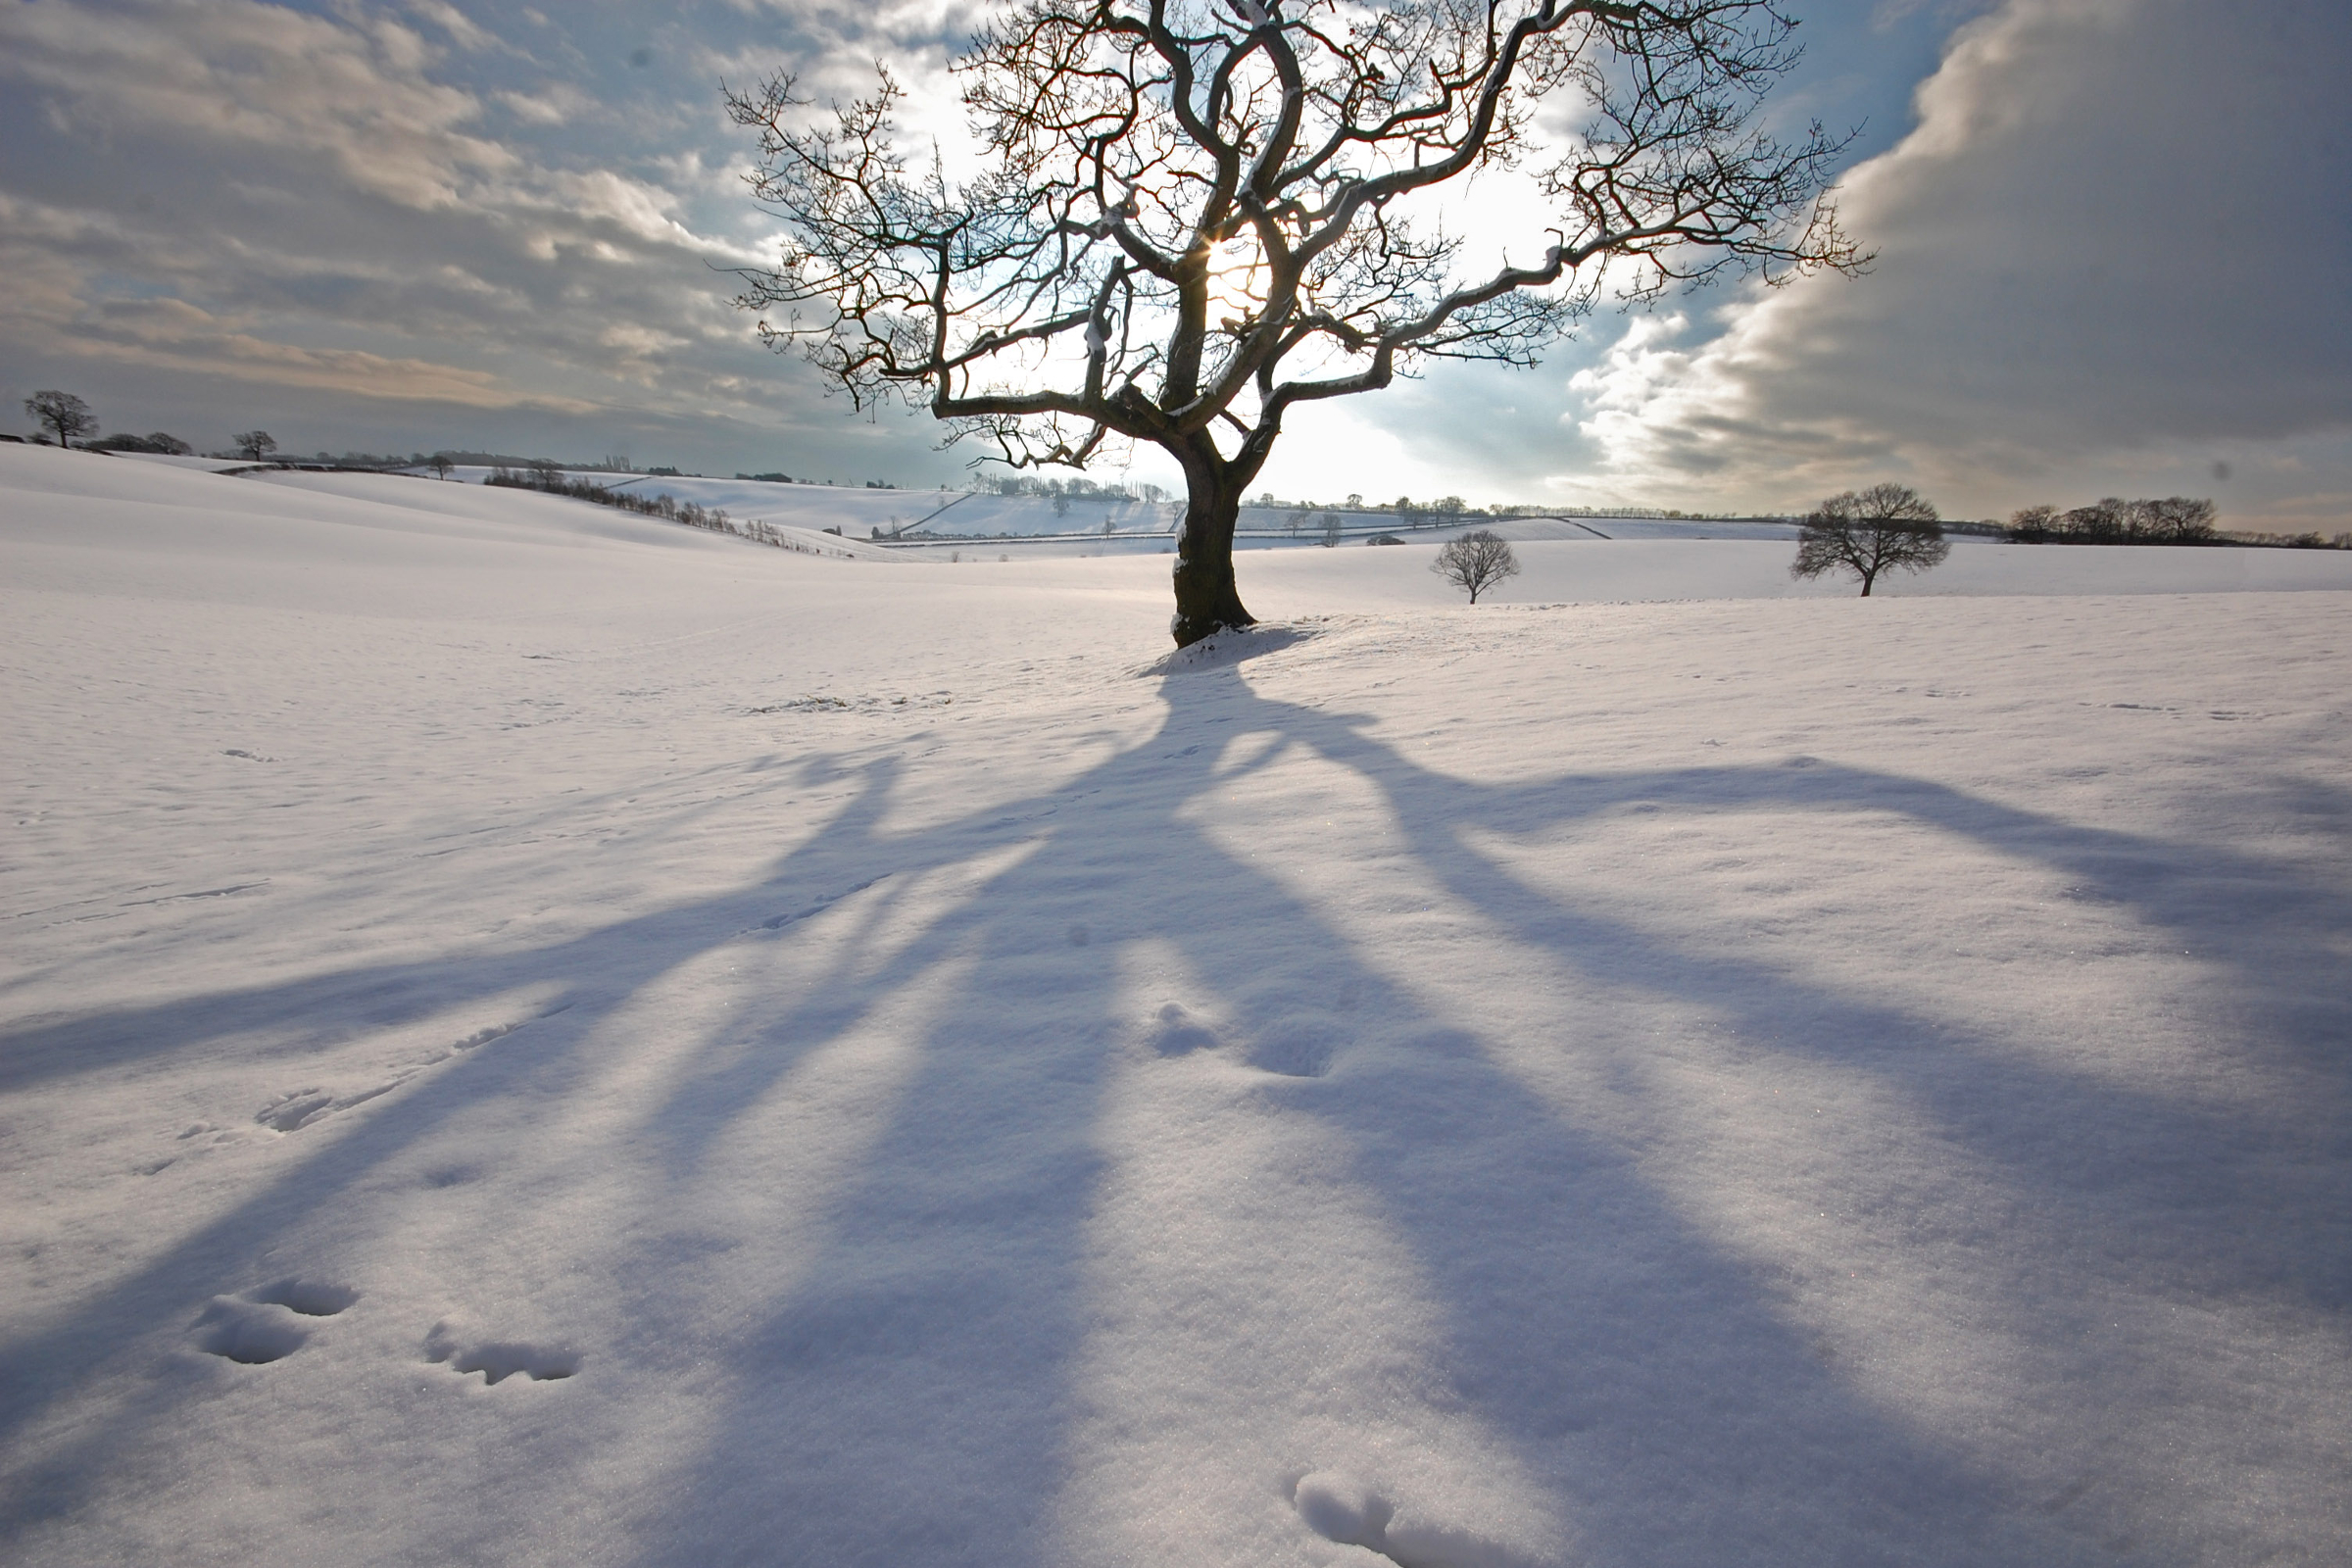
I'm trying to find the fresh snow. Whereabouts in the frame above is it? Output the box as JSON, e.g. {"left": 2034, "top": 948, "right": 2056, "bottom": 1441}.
{"left": 2, "top": 443, "right": 2347, "bottom": 1567}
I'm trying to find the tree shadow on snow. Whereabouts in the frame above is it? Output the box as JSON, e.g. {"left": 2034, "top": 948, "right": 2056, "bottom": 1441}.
{"left": 2, "top": 631, "right": 2346, "bottom": 1565}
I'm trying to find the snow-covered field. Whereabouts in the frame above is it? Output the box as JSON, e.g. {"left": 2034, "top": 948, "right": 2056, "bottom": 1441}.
{"left": 3, "top": 444, "right": 2348, "bottom": 1567}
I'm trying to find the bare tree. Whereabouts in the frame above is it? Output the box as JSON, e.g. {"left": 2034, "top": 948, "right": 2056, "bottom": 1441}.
{"left": 25, "top": 391, "right": 96, "bottom": 450}
{"left": 728, "top": 0, "right": 1862, "bottom": 645}
{"left": 429, "top": 453, "right": 456, "bottom": 480}
{"left": 1433, "top": 527, "right": 1519, "bottom": 602}
{"left": 233, "top": 430, "right": 278, "bottom": 462}
{"left": 88, "top": 431, "right": 193, "bottom": 455}
{"left": 2024, "top": 496, "right": 2220, "bottom": 546}
{"left": 2006, "top": 503, "right": 2060, "bottom": 543}
{"left": 1789, "top": 481, "right": 1949, "bottom": 596}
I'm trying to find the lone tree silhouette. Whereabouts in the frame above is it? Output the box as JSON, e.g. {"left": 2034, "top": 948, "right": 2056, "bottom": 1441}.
{"left": 233, "top": 430, "right": 278, "bottom": 462}
{"left": 728, "top": 0, "right": 1863, "bottom": 646}
{"left": 24, "top": 391, "right": 95, "bottom": 450}
{"left": 1790, "top": 482, "right": 1949, "bottom": 597}
{"left": 1433, "top": 528, "right": 1520, "bottom": 602}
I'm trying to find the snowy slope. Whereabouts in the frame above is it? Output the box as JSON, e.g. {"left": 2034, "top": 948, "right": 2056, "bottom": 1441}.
{"left": 422, "top": 467, "right": 1791, "bottom": 546}
{"left": 3, "top": 443, "right": 2348, "bottom": 1568}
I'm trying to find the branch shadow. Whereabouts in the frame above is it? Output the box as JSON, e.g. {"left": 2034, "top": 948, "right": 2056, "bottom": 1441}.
{"left": 5, "top": 632, "right": 2345, "bottom": 1564}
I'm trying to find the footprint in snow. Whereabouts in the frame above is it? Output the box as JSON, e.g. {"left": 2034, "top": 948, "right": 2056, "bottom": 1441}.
{"left": 425, "top": 1322, "right": 580, "bottom": 1385}
{"left": 1295, "top": 1470, "right": 1394, "bottom": 1552}
{"left": 1150, "top": 1004, "right": 1339, "bottom": 1077}
{"left": 1246, "top": 1016, "right": 1343, "bottom": 1078}
{"left": 192, "top": 1277, "right": 359, "bottom": 1364}
{"left": 254, "top": 1019, "right": 538, "bottom": 1132}
{"left": 1293, "top": 1470, "right": 1520, "bottom": 1568}
{"left": 1150, "top": 1003, "right": 1219, "bottom": 1056}
{"left": 255, "top": 1082, "right": 392, "bottom": 1132}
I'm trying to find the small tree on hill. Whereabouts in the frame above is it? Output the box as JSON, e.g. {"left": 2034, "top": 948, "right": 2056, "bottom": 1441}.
{"left": 1790, "top": 482, "right": 1948, "bottom": 596}
{"left": 25, "top": 391, "right": 96, "bottom": 449}
{"left": 728, "top": 0, "right": 1862, "bottom": 646}
{"left": 1433, "top": 528, "right": 1519, "bottom": 603}
{"left": 234, "top": 430, "right": 278, "bottom": 462}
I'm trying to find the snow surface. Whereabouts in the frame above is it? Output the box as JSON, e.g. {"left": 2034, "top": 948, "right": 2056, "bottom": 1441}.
{"left": 3, "top": 442, "right": 2348, "bottom": 1567}
{"left": 101, "top": 453, "right": 272, "bottom": 475}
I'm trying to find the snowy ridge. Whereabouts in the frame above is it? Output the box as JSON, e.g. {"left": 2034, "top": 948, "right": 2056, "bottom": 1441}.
{"left": 2, "top": 443, "right": 2348, "bottom": 1567}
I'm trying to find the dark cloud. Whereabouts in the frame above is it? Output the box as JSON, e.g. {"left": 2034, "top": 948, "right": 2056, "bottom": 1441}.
{"left": 1574, "top": 0, "right": 2352, "bottom": 525}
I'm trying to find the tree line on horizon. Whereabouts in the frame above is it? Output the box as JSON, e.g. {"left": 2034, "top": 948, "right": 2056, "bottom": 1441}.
{"left": 20, "top": 388, "right": 2345, "bottom": 553}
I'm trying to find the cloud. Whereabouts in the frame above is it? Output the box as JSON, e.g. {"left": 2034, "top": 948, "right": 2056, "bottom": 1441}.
{"left": 0, "top": 1, "right": 853, "bottom": 455}
{"left": 1570, "top": 0, "right": 2352, "bottom": 517}
{"left": 8, "top": 0, "right": 2341, "bottom": 513}
{"left": 0, "top": 0, "right": 517, "bottom": 211}
{"left": 67, "top": 294, "right": 600, "bottom": 408}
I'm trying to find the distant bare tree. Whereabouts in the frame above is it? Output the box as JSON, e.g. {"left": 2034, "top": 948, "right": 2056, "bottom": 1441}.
{"left": 233, "top": 430, "right": 278, "bottom": 462}
{"left": 1320, "top": 510, "right": 1343, "bottom": 547}
{"left": 428, "top": 454, "right": 456, "bottom": 480}
{"left": 728, "top": 0, "right": 1861, "bottom": 645}
{"left": 2006, "top": 496, "right": 2218, "bottom": 547}
{"left": 2068, "top": 496, "right": 2217, "bottom": 544}
{"left": 89, "top": 431, "right": 193, "bottom": 455}
{"left": 1790, "top": 482, "right": 1948, "bottom": 596}
{"left": 1433, "top": 528, "right": 1519, "bottom": 602}
{"left": 2006, "top": 503, "right": 2060, "bottom": 543}
{"left": 25, "top": 391, "right": 95, "bottom": 450}
{"left": 2139, "top": 497, "right": 2219, "bottom": 543}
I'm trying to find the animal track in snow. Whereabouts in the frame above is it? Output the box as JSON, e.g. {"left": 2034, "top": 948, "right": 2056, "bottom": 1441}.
{"left": 1149, "top": 1004, "right": 1340, "bottom": 1077}
{"left": 253, "top": 1012, "right": 556, "bottom": 1132}
{"left": 744, "top": 691, "right": 953, "bottom": 714}
{"left": 192, "top": 1278, "right": 358, "bottom": 1364}
{"left": 1149, "top": 1003, "right": 1220, "bottom": 1057}
{"left": 1293, "top": 1471, "right": 1518, "bottom": 1568}
{"left": 253, "top": 1277, "right": 362, "bottom": 1316}
{"left": 256, "top": 1082, "right": 395, "bottom": 1133}
{"left": 425, "top": 1322, "right": 580, "bottom": 1385}
{"left": 1246, "top": 1017, "right": 1343, "bottom": 1078}
{"left": 1295, "top": 1471, "right": 1394, "bottom": 1552}
{"left": 757, "top": 874, "right": 888, "bottom": 930}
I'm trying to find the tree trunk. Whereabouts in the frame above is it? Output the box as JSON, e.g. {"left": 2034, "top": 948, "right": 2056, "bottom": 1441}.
{"left": 1167, "top": 439, "right": 1257, "bottom": 648}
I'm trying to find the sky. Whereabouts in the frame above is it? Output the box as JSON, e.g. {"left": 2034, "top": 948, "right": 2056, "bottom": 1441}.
{"left": 2, "top": 0, "right": 2347, "bottom": 528}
